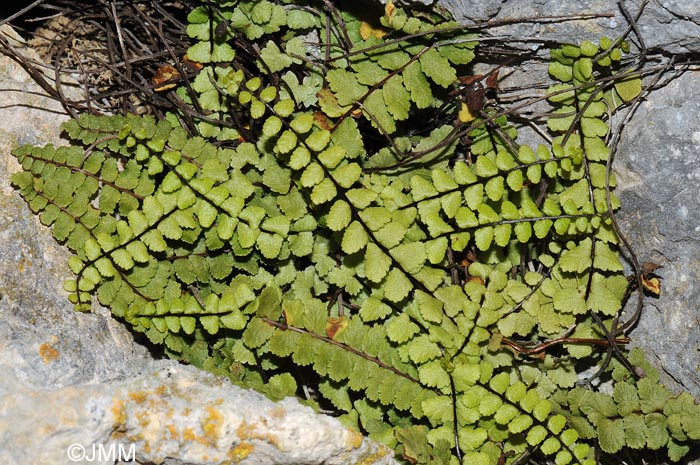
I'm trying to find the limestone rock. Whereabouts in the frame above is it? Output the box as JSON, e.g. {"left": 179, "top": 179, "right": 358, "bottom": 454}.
{"left": 442, "top": 0, "right": 700, "bottom": 55}
{"left": 1, "top": 364, "right": 393, "bottom": 465}
{"left": 0, "top": 25, "right": 396, "bottom": 465}
{"left": 614, "top": 71, "right": 700, "bottom": 396}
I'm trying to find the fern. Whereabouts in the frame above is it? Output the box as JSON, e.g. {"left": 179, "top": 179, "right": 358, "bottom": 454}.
{"left": 10, "top": 1, "right": 700, "bottom": 464}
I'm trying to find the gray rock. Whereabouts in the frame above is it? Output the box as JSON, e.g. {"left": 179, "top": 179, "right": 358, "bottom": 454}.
{"left": 614, "top": 70, "right": 700, "bottom": 396}
{"left": 0, "top": 25, "right": 396, "bottom": 465}
{"left": 443, "top": 0, "right": 700, "bottom": 55}
{"left": 1, "top": 364, "right": 393, "bottom": 465}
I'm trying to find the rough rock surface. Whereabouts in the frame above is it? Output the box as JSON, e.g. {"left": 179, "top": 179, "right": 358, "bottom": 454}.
{"left": 443, "top": 0, "right": 700, "bottom": 55}
{"left": 0, "top": 25, "right": 396, "bottom": 465}
{"left": 1, "top": 365, "right": 391, "bottom": 465}
{"left": 614, "top": 71, "right": 700, "bottom": 396}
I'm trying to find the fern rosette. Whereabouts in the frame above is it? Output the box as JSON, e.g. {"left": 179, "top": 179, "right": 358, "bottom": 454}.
{"left": 11, "top": 1, "right": 700, "bottom": 464}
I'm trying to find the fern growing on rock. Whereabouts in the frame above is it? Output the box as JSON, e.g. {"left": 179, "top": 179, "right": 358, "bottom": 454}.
{"left": 10, "top": 1, "right": 700, "bottom": 463}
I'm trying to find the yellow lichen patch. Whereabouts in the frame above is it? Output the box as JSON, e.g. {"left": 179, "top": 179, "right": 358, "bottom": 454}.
{"left": 136, "top": 410, "right": 151, "bottom": 428}
{"left": 126, "top": 432, "right": 144, "bottom": 444}
{"left": 201, "top": 405, "right": 224, "bottom": 445}
{"left": 155, "top": 384, "right": 168, "bottom": 397}
{"left": 230, "top": 442, "right": 254, "bottom": 463}
{"left": 166, "top": 423, "right": 179, "bottom": 440}
{"left": 354, "top": 448, "right": 388, "bottom": 465}
{"left": 345, "top": 430, "right": 363, "bottom": 450}
{"left": 183, "top": 426, "right": 196, "bottom": 442}
{"left": 38, "top": 337, "right": 59, "bottom": 363}
{"left": 269, "top": 406, "right": 286, "bottom": 419}
{"left": 128, "top": 390, "right": 148, "bottom": 404}
{"left": 110, "top": 398, "right": 128, "bottom": 431}
{"left": 126, "top": 386, "right": 170, "bottom": 412}
{"left": 236, "top": 421, "right": 284, "bottom": 450}
{"left": 236, "top": 421, "right": 254, "bottom": 439}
